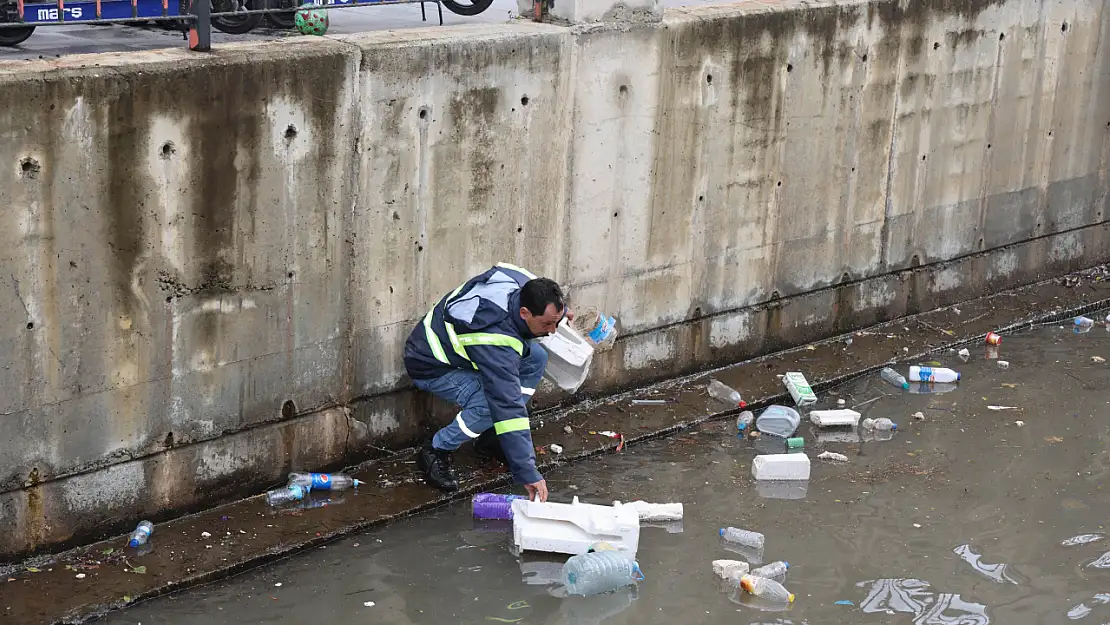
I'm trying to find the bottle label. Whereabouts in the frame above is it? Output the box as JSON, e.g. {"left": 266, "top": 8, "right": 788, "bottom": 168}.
{"left": 919, "top": 367, "right": 934, "bottom": 381}
{"left": 310, "top": 473, "right": 331, "bottom": 489}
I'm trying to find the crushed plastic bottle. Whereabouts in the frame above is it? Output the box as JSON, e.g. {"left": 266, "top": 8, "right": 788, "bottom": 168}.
{"left": 708, "top": 380, "right": 747, "bottom": 408}
{"left": 755, "top": 405, "right": 801, "bottom": 438}
{"left": 879, "top": 367, "right": 909, "bottom": 390}
{"left": 265, "top": 483, "right": 308, "bottom": 506}
{"left": 861, "top": 417, "right": 896, "bottom": 431}
{"left": 958, "top": 348, "right": 970, "bottom": 362}
{"left": 750, "top": 561, "right": 789, "bottom": 581}
{"left": 128, "top": 521, "right": 154, "bottom": 548}
{"left": 736, "top": 411, "right": 755, "bottom": 432}
{"left": 719, "top": 527, "right": 765, "bottom": 550}
{"left": 472, "top": 493, "right": 526, "bottom": 520}
{"left": 561, "top": 551, "right": 644, "bottom": 596}
{"left": 909, "top": 366, "right": 960, "bottom": 383}
{"left": 739, "top": 574, "right": 795, "bottom": 603}
{"left": 287, "top": 472, "right": 363, "bottom": 491}
{"left": 1075, "top": 316, "right": 1094, "bottom": 333}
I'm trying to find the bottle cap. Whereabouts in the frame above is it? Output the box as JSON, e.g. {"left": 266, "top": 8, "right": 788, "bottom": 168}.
{"left": 891, "top": 423, "right": 898, "bottom": 430}
{"left": 738, "top": 401, "right": 747, "bottom": 408}
{"left": 955, "top": 372, "right": 961, "bottom": 381}
{"left": 900, "top": 382, "right": 909, "bottom": 390}
{"left": 787, "top": 593, "right": 795, "bottom": 603}
{"left": 737, "top": 423, "right": 746, "bottom": 430}
{"left": 719, "top": 528, "right": 725, "bottom": 536}
{"left": 783, "top": 561, "right": 789, "bottom": 569}
{"left": 353, "top": 479, "right": 363, "bottom": 488}
{"left": 128, "top": 538, "right": 140, "bottom": 548}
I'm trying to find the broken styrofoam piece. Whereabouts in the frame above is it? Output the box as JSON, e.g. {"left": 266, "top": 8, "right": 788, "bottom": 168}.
{"left": 752, "top": 454, "right": 811, "bottom": 481}
{"left": 713, "top": 559, "right": 750, "bottom": 583}
{"left": 538, "top": 320, "right": 595, "bottom": 394}
{"left": 818, "top": 451, "right": 849, "bottom": 462}
{"left": 809, "top": 409, "right": 861, "bottom": 428}
{"left": 512, "top": 496, "right": 640, "bottom": 557}
{"left": 624, "top": 501, "right": 683, "bottom": 522}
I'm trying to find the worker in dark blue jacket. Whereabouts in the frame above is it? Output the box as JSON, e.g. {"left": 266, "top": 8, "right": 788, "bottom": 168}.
{"left": 403, "top": 263, "right": 571, "bottom": 503}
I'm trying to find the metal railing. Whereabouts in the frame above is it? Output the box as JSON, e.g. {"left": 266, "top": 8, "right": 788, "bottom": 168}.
{"left": 0, "top": 0, "right": 442, "bottom": 50}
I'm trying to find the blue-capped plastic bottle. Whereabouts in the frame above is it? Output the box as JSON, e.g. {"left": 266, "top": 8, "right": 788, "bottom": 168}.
{"left": 128, "top": 521, "right": 154, "bottom": 548}
{"left": 880, "top": 367, "right": 909, "bottom": 390}
{"left": 561, "top": 551, "right": 643, "bottom": 596}
{"left": 908, "top": 366, "right": 960, "bottom": 383}
{"left": 287, "top": 472, "right": 363, "bottom": 491}
{"left": 736, "top": 411, "right": 755, "bottom": 432}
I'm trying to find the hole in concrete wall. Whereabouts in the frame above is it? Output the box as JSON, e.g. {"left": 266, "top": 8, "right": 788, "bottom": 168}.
{"left": 693, "top": 307, "right": 702, "bottom": 318}
{"left": 1061, "top": 21, "right": 1068, "bottom": 32}
{"left": 841, "top": 272, "right": 851, "bottom": 283}
{"left": 613, "top": 211, "right": 619, "bottom": 217}
{"left": 911, "top": 254, "right": 921, "bottom": 267}
{"left": 698, "top": 195, "right": 704, "bottom": 202}
{"left": 165, "top": 295, "right": 172, "bottom": 303}
{"left": 987, "top": 143, "right": 992, "bottom": 149}
{"left": 284, "top": 124, "right": 298, "bottom": 140}
{"left": 281, "top": 400, "right": 296, "bottom": 420}
{"left": 851, "top": 167, "right": 856, "bottom": 172}
{"left": 19, "top": 157, "right": 40, "bottom": 179}
{"left": 517, "top": 226, "right": 523, "bottom": 233}
{"left": 418, "top": 107, "right": 428, "bottom": 120}
{"left": 999, "top": 32, "right": 1005, "bottom": 41}
{"left": 786, "top": 63, "right": 793, "bottom": 73}
{"left": 861, "top": 53, "right": 868, "bottom": 62}
{"left": 1047, "top": 131, "right": 1053, "bottom": 137}
{"left": 776, "top": 180, "right": 782, "bottom": 187}
{"left": 392, "top": 211, "right": 400, "bottom": 220}
{"left": 418, "top": 245, "right": 424, "bottom": 252}
{"left": 619, "top": 84, "right": 628, "bottom": 94}
{"left": 933, "top": 41, "right": 940, "bottom": 50}
{"left": 977, "top": 237, "right": 985, "bottom": 249}
{"left": 705, "top": 74, "right": 713, "bottom": 84}
{"left": 288, "top": 271, "right": 295, "bottom": 279}
{"left": 389, "top": 286, "right": 394, "bottom": 293}
{"left": 163, "top": 432, "right": 174, "bottom": 448}
{"left": 921, "top": 155, "right": 928, "bottom": 161}
{"left": 160, "top": 141, "right": 176, "bottom": 159}
{"left": 26, "top": 322, "right": 34, "bottom": 330}
{"left": 520, "top": 95, "right": 530, "bottom": 106}
{"left": 771, "top": 290, "right": 781, "bottom": 300}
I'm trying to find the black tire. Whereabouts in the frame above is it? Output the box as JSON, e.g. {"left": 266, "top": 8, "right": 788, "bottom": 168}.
{"left": 264, "top": 0, "right": 299, "bottom": 29}
{"left": 211, "top": 0, "right": 263, "bottom": 34}
{"left": 0, "top": 25, "right": 34, "bottom": 46}
{"left": 440, "top": 0, "right": 493, "bottom": 16}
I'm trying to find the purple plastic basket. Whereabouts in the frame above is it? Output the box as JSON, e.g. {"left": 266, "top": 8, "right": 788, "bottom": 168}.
{"left": 472, "top": 493, "right": 526, "bottom": 520}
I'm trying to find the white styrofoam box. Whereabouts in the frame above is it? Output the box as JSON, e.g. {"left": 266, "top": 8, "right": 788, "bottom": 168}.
{"left": 512, "top": 496, "right": 640, "bottom": 556}
{"left": 538, "top": 319, "right": 595, "bottom": 394}
{"left": 752, "top": 454, "right": 811, "bottom": 481}
{"left": 809, "top": 409, "right": 861, "bottom": 428}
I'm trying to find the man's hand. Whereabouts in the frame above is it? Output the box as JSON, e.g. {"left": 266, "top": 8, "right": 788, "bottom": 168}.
{"left": 525, "top": 479, "right": 548, "bottom": 502}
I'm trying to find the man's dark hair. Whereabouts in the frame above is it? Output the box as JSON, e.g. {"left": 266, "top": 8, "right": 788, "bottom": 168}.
{"left": 520, "top": 278, "right": 565, "bottom": 316}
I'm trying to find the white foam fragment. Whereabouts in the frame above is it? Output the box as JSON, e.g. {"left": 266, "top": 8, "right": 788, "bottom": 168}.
{"left": 712, "top": 559, "right": 750, "bottom": 581}
{"left": 752, "top": 454, "right": 811, "bottom": 481}
{"left": 625, "top": 501, "right": 683, "bottom": 522}
{"left": 809, "top": 409, "right": 861, "bottom": 427}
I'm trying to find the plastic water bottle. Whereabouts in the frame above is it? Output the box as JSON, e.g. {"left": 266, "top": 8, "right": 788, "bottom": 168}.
{"left": 561, "top": 551, "right": 643, "bottom": 596}
{"left": 1075, "top": 316, "right": 1095, "bottom": 330}
{"left": 708, "top": 380, "right": 746, "bottom": 407}
{"left": 128, "top": 521, "right": 154, "bottom": 548}
{"left": 719, "top": 527, "right": 765, "bottom": 550}
{"left": 861, "top": 417, "right": 896, "bottom": 431}
{"left": 908, "top": 366, "right": 960, "bottom": 383}
{"left": 739, "top": 574, "right": 795, "bottom": 603}
{"left": 287, "top": 472, "right": 363, "bottom": 491}
{"left": 880, "top": 367, "right": 909, "bottom": 389}
{"left": 265, "top": 483, "right": 308, "bottom": 506}
{"left": 750, "top": 561, "right": 789, "bottom": 581}
{"left": 736, "top": 411, "right": 755, "bottom": 432}
{"left": 472, "top": 493, "right": 526, "bottom": 520}
{"left": 755, "top": 405, "right": 801, "bottom": 438}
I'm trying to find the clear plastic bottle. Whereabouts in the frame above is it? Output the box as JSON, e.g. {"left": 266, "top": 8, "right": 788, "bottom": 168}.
{"left": 879, "top": 367, "right": 909, "bottom": 390}
{"left": 1075, "top": 316, "right": 1095, "bottom": 331}
{"left": 736, "top": 411, "right": 755, "bottom": 432}
{"left": 287, "top": 472, "right": 363, "bottom": 491}
{"left": 908, "top": 366, "right": 960, "bottom": 383}
{"left": 872, "top": 418, "right": 896, "bottom": 431}
{"left": 561, "top": 551, "right": 643, "bottom": 596}
{"left": 128, "top": 521, "right": 154, "bottom": 548}
{"left": 265, "top": 483, "right": 308, "bottom": 506}
{"left": 739, "top": 574, "right": 795, "bottom": 603}
{"left": 750, "top": 561, "right": 789, "bottom": 581}
{"left": 708, "top": 380, "right": 747, "bottom": 408}
{"left": 719, "top": 527, "right": 765, "bottom": 550}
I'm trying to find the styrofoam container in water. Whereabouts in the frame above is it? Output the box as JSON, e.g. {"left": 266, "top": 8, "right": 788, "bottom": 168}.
{"left": 809, "top": 409, "right": 861, "bottom": 428}
{"left": 752, "top": 454, "right": 811, "bottom": 481}
{"left": 538, "top": 319, "right": 595, "bottom": 394}
{"left": 756, "top": 405, "right": 801, "bottom": 438}
{"left": 512, "top": 496, "right": 640, "bottom": 556}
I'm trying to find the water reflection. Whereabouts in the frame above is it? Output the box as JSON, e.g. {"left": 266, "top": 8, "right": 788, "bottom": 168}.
{"left": 953, "top": 544, "right": 1026, "bottom": 585}
{"left": 1086, "top": 552, "right": 1110, "bottom": 568}
{"left": 1061, "top": 534, "right": 1104, "bottom": 547}
{"left": 558, "top": 586, "right": 638, "bottom": 624}
{"left": 857, "top": 578, "right": 990, "bottom": 624}
{"left": 1067, "top": 594, "right": 1110, "bottom": 620}
{"left": 755, "top": 480, "right": 809, "bottom": 500}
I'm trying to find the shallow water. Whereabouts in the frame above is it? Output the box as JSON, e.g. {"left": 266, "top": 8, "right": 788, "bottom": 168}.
{"left": 108, "top": 318, "right": 1110, "bottom": 625}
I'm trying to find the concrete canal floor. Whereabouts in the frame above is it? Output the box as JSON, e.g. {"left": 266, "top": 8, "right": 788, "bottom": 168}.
{"left": 101, "top": 315, "right": 1110, "bottom": 625}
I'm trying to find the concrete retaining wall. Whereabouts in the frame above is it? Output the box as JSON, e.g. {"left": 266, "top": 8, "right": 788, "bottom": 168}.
{"left": 0, "top": 0, "right": 1107, "bottom": 560}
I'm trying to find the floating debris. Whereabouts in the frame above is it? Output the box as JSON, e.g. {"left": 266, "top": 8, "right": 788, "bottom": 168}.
{"left": 1062, "top": 534, "right": 1104, "bottom": 547}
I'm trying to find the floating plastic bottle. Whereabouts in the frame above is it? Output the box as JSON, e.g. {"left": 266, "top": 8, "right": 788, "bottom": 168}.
{"left": 736, "top": 411, "right": 755, "bottom": 432}
{"left": 1075, "top": 316, "right": 1094, "bottom": 333}
{"left": 561, "top": 551, "right": 643, "bottom": 596}
{"left": 708, "top": 380, "right": 747, "bottom": 408}
{"left": 265, "top": 483, "right": 308, "bottom": 506}
{"left": 739, "top": 574, "right": 795, "bottom": 603}
{"left": 861, "top": 417, "right": 896, "bottom": 431}
{"left": 287, "top": 472, "right": 363, "bottom": 491}
{"left": 756, "top": 405, "right": 801, "bottom": 438}
{"left": 472, "top": 493, "right": 526, "bottom": 520}
{"left": 719, "top": 527, "right": 765, "bottom": 550}
{"left": 879, "top": 367, "right": 909, "bottom": 389}
{"left": 908, "top": 366, "right": 960, "bottom": 383}
{"left": 750, "top": 561, "right": 789, "bottom": 581}
{"left": 128, "top": 521, "right": 154, "bottom": 548}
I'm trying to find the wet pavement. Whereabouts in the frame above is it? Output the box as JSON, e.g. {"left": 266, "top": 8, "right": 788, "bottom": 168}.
{"left": 103, "top": 313, "right": 1110, "bottom": 624}
{"left": 0, "top": 0, "right": 736, "bottom": 60}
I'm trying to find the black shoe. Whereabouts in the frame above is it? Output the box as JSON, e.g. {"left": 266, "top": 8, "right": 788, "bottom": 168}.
{"left": 473, "top": 428, "right": 507, "bottom": 465}
{"left": 416, "top": 441, "right": 459, "bottom": 492}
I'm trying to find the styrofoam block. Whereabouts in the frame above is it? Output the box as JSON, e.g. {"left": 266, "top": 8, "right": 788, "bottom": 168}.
{"left": 538, "top": 320, "right": 595, "bottom": 394}
{"left": 809, "top": 409, "right": 861, "bottom": 428}
{"left": 512, "top": 496, "right": 640, "bottom": 556}
{"left": 625, "top": 500, "right": 683, "bottom": 522}
{"left": 752, "top": 454, "right": 811, "bottom": 481}
{"left": 712, "top": 559, "right": 750, "bottom": 580}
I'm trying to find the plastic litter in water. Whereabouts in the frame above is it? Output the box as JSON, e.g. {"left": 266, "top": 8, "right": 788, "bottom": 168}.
{"left": 998, "top": 360, "right": 1010, "bottom": 369}
{"left": 707, "top": 379, "right": 746, "bottom": 408}
{"left": 782, "top": 372, "right": 817, "bottom": 406}
{"left": 561, "top": 551, "right": 643, "bottom": 596}
{"left": 549, "top": 444, "right": 563, "bottom": 454}
{"left": 756, "top": 405, "right": 801, "bottom": 438}
{"left": 128, "top": 521, "right": 154, "bottom": 548}
{"left": 958, "top": 348, "right": 970, "bottom": 362}
{"left": 472, "top": 493, "right": 526, "bottom": 520}
{"left": 1062, "top": 534, "right": 1105, "bottom": 546}
{"left": 752, "top": 454, "right": 811, "bottom": 480}
{"left": 879, "top": 367, "right": 909, "bottom": 389}
{"left": 835, "top": 600, "right": 855, "bottom": 605}
{"left": 985, "top": 331, "right": 1002, "bottom": 345}
{"left": 817, "top": 451, "right": 848, "bottom": 462}
{"left": 809, "top": 409, "right": 861, "bottom": 428}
